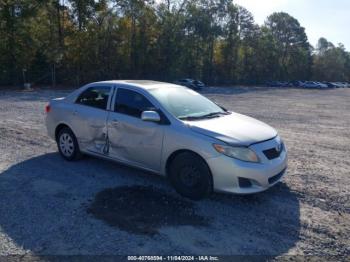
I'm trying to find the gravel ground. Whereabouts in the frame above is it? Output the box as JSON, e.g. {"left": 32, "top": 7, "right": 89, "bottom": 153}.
{"left": 0, "top": 86, "right": 349, "bottom": 258}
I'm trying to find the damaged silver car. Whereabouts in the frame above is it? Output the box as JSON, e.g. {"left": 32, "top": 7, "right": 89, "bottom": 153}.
{"left": 45, "top": 80, "right": 287, "bottom": 199}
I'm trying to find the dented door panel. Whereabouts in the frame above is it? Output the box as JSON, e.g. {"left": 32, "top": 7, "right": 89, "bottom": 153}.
{"left": 71, "top": 105, "right": 110, "bottom": 154}
{"left": 107, "top": 112, "right": 164, "bottom": 172}
{"left": 67, "top": 85, "right": 114, "bottom": 154}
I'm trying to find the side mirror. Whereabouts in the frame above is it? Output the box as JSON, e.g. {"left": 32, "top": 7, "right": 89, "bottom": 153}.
{"left": 141, "top": 111, "right": 161, "bottom": 122}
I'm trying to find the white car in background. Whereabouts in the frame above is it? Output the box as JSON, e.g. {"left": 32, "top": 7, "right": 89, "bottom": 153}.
{"left": 301, "top": 81, "right": 327, "bottom": 88}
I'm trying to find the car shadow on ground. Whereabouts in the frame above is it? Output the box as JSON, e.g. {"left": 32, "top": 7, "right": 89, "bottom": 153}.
{"left": 0, "top": 153, "right": 300, "bottom": 255}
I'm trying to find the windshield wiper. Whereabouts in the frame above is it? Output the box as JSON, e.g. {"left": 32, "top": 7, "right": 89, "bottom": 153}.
{"left": 179, "top": 111, "right": 230, "bottom": 121}
{"left": 178, "top": 115, "right": 204, "bottom": 121}
{"left": 200, "top": 111, "right": 229, "bottom": 118}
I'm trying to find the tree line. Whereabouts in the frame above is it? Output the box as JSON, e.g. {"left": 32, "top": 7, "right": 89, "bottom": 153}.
{"left": 1, "top": 0, "right": 349, "bottom": 87}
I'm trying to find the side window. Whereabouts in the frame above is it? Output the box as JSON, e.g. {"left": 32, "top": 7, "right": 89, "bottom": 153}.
{"left": 76, "top": 86, "right": 111, "bottom": 110}
{"left": 115, "top": 88, "right": 155, "bottom": 118}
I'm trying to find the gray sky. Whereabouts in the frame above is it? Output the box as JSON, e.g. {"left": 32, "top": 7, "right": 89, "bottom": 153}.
{"left": 234, "top": 0, "right": 350, "bottom": 50}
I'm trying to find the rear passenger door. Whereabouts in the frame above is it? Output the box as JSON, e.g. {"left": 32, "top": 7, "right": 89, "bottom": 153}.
{"left": 71, "top": 85, "right": 112, "bottom": 154}
{"left": 107, "top": 88, "right": 164, "bottom": 172}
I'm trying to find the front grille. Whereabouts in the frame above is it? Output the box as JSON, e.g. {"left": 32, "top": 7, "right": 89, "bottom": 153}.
{"left": 263, "top": 143, "right": 283, "bottom": 160}
{"left": 268, "top": 168, "right": 286, "bottom": 184}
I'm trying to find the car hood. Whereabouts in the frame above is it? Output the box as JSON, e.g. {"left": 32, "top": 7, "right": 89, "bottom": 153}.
{"left": 186, "top": 112, "right": 277, "bottom": 146}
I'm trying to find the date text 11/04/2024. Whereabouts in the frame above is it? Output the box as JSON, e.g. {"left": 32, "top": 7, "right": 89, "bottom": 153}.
{"left": 127, "top": 256, "right": 219, "bottom": 261}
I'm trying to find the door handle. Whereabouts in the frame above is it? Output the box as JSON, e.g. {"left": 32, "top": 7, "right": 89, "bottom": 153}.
{"left": 72, "top": 110, "right": 77, "bottom": 115}
{"left": 111, "top": 119, "right": 118, "bottom": 126}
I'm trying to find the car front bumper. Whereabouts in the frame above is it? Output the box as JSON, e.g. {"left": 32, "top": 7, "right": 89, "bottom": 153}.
{"left": 207, "top": 139, "right": 288, "bottom": 194}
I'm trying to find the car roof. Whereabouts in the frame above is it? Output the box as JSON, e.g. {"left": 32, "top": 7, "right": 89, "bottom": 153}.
{"left": 88, "top": 80, "right": 181, "bottom": 90}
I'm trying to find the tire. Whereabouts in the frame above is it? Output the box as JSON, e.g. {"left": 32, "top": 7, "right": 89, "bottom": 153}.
{"left": 56, "top": 127, "right": 82, "bottom": 161}
{"left": 168, "top": 152, "right": 213, "bottom": 200}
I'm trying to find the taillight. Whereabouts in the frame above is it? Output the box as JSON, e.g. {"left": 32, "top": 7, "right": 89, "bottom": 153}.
{"left": 45, "top": 104, "right": 51, "bottom": 113}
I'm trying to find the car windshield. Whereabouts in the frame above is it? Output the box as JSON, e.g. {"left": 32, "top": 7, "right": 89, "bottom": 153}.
{"left": 149, "top": 87, "right": 226, "bottom": 120}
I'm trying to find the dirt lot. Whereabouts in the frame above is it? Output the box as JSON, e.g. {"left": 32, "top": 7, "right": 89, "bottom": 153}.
{"left": 0, "top": 86, "right": 349, "bottom": 257}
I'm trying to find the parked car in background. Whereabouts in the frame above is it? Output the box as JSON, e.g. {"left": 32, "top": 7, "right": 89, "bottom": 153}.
{"left": 266, "top": 80, "right": 348, "bottom": 89}
{"left": 324, "top": 82, "right": 338, "bottom": 88}
{"left": 192, "top": 80, "right": 205, "bottom": 88}
{"left": 314, "top": 82, "right": 328, "bottom": 88}
{"left": 267, "top": 81, "right": 306, "bottom": 87}
{"left": 290, "top": 81, "right": 305, "bottom": 87}
{"left": 329, "top": 82, "right": 341, "bottom": 88}
{"left": 279, "top": 81, "right": 292, "bottom": 87}
{"left": 339, "top": 82, "right": 349, "bottom": 88}
{"left": 45, "top": 80, "right": 287, "bottom": 200}
{"left": 299, "top": 81, "right": 317, "bottom": 88}
{"left": 265, "top": 81, "right": 275, "bottom": 87}
{"left": 173, "top": 79, "right": 195, "bottom": 89}
{"left": 174, "top": 78, "right": 204, "bottom": 90}
{"left": 300, "top": 81, "right": 326, "bottom": 88}
{"left": 325, "top": 82, "right": 349, "bottom": 88}
{"left": 266, "top": 81, "right": 289, "bottom": 87}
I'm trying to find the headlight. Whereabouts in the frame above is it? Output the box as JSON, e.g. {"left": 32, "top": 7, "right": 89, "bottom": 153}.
{"left": 213, "top": 144, "right": 260, "bottom": 163}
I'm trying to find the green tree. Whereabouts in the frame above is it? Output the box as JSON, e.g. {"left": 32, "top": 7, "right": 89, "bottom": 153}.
{"left": 0, "top": 0, "right": 43, "bottom": 85}
{"left": 265, "top": 12, "right": 311, "bottom": 80}
{"left": 1, "top": 0, "right": 349, "bottom": 87}
{"left": 312, "top": 38, "right": 350, "bottom": 81}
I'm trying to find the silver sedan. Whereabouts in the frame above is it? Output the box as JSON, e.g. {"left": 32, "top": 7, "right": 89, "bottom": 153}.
{"left": 45, "top": 80, "right": 287, "bottom": 199}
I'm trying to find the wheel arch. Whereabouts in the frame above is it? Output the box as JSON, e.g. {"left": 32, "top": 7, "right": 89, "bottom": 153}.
{"left": 165, "top": 149, "right": 213, "bottom": 181}
{"left": 55, "top": 123, "right": 73, "bottom": 141}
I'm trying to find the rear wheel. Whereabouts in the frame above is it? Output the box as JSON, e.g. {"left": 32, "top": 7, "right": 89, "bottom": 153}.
{"left": 57, "top": 127, "right": 82, "bottom": 161}
{"left": 168, "top": 152, "right": 213, "bottom": 200}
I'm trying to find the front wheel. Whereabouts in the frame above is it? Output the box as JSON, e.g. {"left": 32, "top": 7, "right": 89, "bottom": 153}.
{"left": 168, "top": 152, "right": 213, "bottom": 200}
{"left": 57, "top": 127, "right": 82, "bottom": 161}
